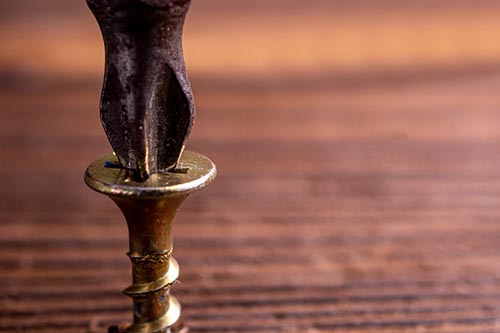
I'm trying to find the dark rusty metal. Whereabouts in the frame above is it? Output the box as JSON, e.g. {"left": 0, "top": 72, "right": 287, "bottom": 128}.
{"left": 87, "top": 0, "right": 195, "bottom": 181}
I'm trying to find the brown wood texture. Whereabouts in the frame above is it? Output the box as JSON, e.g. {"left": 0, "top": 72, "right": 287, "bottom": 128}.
{"left": 3, "top": 0, "right": 500, "bottom": 332}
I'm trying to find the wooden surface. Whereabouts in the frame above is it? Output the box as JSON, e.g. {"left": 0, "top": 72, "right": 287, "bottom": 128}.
{"left": 3, "top": 1, "right": 500, "bottom": 332}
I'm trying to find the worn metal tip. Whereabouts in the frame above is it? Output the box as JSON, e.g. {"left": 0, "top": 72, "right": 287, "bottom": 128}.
{"left": 88, "top": 0, "right": 195, "bottom": 178}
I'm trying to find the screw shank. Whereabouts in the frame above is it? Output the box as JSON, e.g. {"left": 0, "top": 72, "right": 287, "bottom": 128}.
{"left": 85, "top": 151, "right": 216, "bottom": 332}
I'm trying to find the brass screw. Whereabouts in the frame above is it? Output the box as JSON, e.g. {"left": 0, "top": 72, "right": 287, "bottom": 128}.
{"left": 85, "top": 151, "right": 216, "bottom": 333}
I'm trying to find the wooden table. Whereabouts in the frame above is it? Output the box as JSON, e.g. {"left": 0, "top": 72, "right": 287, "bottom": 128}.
{"left": 2, "top": 1, "right": 500, "bottom": 332}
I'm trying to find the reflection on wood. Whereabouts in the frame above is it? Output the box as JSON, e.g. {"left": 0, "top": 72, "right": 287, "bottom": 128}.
{"left": 2, "top": 1, "right": 500, "bottom": 332}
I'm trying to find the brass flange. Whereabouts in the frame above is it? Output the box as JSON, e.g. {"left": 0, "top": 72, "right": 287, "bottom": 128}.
{"left": 85, "top": 150, "right": 216, "bottom": 333}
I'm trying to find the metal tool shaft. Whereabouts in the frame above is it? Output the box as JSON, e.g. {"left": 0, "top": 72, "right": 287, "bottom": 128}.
{"left": 87, "top": 0, "right": 195, "bottom": 180}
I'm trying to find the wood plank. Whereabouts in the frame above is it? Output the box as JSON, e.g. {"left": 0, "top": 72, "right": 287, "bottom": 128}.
{"left": 3, "top": 1, "right": 500, "bottom": 333}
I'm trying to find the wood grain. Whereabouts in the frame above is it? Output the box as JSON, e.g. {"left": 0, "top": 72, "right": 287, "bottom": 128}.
{"left": 2, "top": 1, "right": 500, "bottom": 332}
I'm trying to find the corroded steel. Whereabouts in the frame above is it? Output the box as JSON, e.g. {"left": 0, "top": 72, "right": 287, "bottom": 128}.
{"left": 85, "top": 151, "right": 216, "bottom": 332}
{"left": 87, "top": 0, "right": 195, "bottom": 180}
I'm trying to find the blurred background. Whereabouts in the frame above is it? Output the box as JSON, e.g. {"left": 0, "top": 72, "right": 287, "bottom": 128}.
{"left": 3, "top": 0, "right": 500, "bottom": 332}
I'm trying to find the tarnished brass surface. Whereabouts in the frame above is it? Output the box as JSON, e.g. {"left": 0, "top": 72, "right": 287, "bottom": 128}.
{"left": 85, "top": 150, "right": 216, "bottom": 199}
{"left": 85, "top": 150, "right": 216, "bottom": 333}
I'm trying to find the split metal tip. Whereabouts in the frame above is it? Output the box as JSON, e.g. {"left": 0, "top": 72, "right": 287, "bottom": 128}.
{"left": 87, "top": 0, "right": 195, "bottom": 181}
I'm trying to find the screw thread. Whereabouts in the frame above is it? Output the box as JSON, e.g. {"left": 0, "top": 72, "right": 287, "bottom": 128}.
{"left": 85, "top": 151, "right": 216, "bottom": 333}
{"left": 124, "top": 255, "right": 181, "bottom": 333}
{"left": 111, "top": 196, "right": 185, "bottom": 333}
